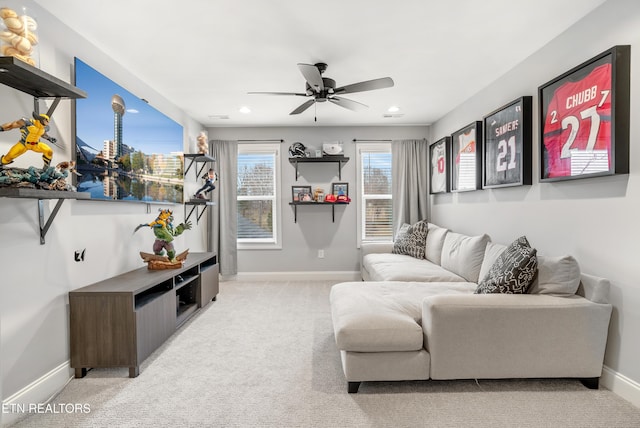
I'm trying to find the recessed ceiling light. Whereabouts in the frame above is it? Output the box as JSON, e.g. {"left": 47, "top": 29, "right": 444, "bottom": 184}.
{"left": 239, "top": 106, "right": 251, "bottom": 114}
{"left": 387, "top": 106, "right": 400, "bottom": 113}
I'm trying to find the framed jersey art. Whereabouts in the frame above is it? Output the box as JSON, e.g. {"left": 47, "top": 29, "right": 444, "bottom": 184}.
{"left": 539, "top": 45, "right": 630, "bottom": 182}
{"left": 482, "top": 96, "right": 532, "bottom": 188}
{"left": 429, "top": 137, "right": 450, "bottom": 194}
{"left": 451, "top": 121, "right": 482, "bottom": 192}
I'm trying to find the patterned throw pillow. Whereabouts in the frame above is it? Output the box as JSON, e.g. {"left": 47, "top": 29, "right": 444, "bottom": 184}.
{"left": 475, "top": 236, "right": 538, "bottom": 294}
{"left": 392, "top": 220, "right": 429, "bottom": 259}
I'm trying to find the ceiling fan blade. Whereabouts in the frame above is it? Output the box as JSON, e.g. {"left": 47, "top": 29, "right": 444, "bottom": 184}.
{"left": 290, "top": 99, "right": 316, "bottom": 115}
{"left": 334, "top": 77, "right": 394, "bottom": 94}
{"left": 297, "top": 63, "right": 324, "bottom": 92}
{"left": 329, "top": 96, "right": 368, "bottom": 112}
{"left": 248, "top": 91, "right": 309, "bottom": 97}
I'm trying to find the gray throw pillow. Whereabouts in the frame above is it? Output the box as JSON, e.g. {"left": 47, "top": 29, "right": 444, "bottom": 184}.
{"left": 475, "top": 236, "right": 537, "bottom": 294}
{"left": 392, "top": 220, "right": 428, "bottom": 259}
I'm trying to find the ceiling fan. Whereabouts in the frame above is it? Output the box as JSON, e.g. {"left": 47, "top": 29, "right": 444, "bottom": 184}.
{"left": 248, "top": 63, "right": 394, "bottom": 116}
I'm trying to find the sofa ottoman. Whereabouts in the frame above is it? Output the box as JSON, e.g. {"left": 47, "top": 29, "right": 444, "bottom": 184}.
{"left": 330, "top": 281, "right": 476, "bottom": 392}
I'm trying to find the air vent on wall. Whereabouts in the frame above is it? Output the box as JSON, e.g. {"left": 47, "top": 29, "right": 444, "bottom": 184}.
{"left": 208, "top": 114, "right": 230, "bottom": 120}
{"left": 383, "top": 113, "right": 404, "bottom": 118}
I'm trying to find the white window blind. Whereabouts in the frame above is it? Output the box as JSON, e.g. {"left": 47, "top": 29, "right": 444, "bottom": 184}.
{"left": 358, "top": 144, "right": 393, "bottom": 243}
{"left": 237, "top": 144, "right": 281, "bottom": 248}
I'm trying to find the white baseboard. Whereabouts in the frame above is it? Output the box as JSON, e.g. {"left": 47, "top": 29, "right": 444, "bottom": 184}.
{"left": 223, "top": 271, "right": 361, "bottom": 282}
{"left": 601, "top": 365, "right": 640, "bottom": 408}
{"left": 1, "top": 361, "right": 73, "bottom": 427}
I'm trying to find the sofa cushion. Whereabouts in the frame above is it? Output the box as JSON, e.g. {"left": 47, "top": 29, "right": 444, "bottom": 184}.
{"left": 392, "top": 220, "right": 428, "bottom": 259}
{"left": 363, "top": 253, "right": 466, "bottom": 282}
{"left": 330, "top": 281, "right": 476, "bottom": 352}
{"left": 440, "top": 232, "right": 490, "bottom": 282}
{"left": 478, "top": 241, "right": 507, "bottom": 281}
{"left": 476, "top": 236, "right": 538, "bottom": 294}
{"left": 528, "top": 255, "right": 581, "bottom": 296}
{"left": 425, "top": 223, "right": 448, "bottom": 265}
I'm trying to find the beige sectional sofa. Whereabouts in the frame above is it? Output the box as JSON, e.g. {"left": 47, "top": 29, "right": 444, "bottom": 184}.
{"left": 330, "top": 223, "right": 612, "bottom": 393}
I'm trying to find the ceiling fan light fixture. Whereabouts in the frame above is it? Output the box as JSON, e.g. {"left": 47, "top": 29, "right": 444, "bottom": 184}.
{"left": 259, "top": 62, "right": 394, "bottom": 116}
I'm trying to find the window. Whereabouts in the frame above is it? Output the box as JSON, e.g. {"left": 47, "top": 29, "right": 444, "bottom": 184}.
{"left": 237, "top": 144, "right": 281, "bottom": 249}
{"left": 357, "top": 143, "right": 392, "bottom": 244}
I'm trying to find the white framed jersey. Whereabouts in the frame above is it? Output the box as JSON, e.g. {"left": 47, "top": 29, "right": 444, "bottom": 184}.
{"left": 451, "top": 121, "right": 482, "bottom": 192}
{"left": 429, "top": 137, "right": 449, "bottom": 194}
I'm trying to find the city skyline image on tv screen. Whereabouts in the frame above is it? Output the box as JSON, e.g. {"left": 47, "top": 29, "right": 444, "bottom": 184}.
{"left": 74, "top": 57, "right": 184, "bottom": 203}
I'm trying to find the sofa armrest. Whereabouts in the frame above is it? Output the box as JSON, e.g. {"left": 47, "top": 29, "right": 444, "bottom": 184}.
{"left": 360, "top": 242, "right": 394, "bottom": 280}
{"left": 361, "top": 242, "right": 394, "bottom": 257}
{"left": 422, "top": 294, "right": 612, "bottom": 380}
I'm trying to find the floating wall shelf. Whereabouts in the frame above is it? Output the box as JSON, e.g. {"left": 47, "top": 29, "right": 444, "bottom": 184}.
{"left": 184, "top": 153, "right": 216, "bottom": 177}
{"left": 0, "top": 57, "right": 89, "bottom": 244}
{"left": 183, "top": 153, "right": 217, "bottom": 224}
{"left": 0, "top": 188, "right": 90, "bottom": 244}
{"left": 0, "top": 56, "right": 87, "bottom": 116}
{"left": 289, "top": 156, "right": 349, "bottom": 181}
{"left": 289, "top": 201, "right": 349, "bottom": 223}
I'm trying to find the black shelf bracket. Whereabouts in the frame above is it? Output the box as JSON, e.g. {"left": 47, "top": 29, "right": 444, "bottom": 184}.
{"left": 184, "top": 154, "right": 215, "bottom": 176}
{"left": 289, "top": 202, "right": 348, "bottom": 223}
{"left": 38, "top": 198, "right": 65, "bottom": 244}
{"left": 289, "top": 156, "right": 350, "bottom": 181}
{"left": 0, "top": 188, "right": 90, "bottom": 244}
{"left": 184, "top": 200, "right": 215, "bottom": 224}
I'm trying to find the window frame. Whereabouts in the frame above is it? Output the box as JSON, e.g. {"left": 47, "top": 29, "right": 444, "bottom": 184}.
{"left": 356, "top": 142, "right": 393, "bottom": 247}
{"left": 236, "top": 143, "right": 282, "bottom": 250}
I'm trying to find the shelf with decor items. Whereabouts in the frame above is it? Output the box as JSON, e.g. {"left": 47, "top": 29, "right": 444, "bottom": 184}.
{"left": 289, "top": 155, "right": 349, "bottom": 181}
{"left": 69, "top": 252, "right": 219, "bottom": 378}
{"left": 0, "top": 56, "right": 89, "bottom": 243}
{"left": 183, "top": 154, "right": 216, "bottom": 224}
{"left": 289, "top": 165, "right": 350, "bottom": 223}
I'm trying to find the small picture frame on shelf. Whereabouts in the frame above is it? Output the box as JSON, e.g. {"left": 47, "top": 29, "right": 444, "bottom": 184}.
{"left": 538, "top": 45, "right": 630, "bottom": 182}
{"left": 450, "top": 121, "right": 483, "bottom": 192}
{"left": 429, "top": 137, "right": 450, "bottom": 194}
{"left": 482, "top": 96, "right": 532, "bottom": 189}
{"left": 292, "top": 185, "right": 312, "bottom": 202}
{"left": 331, "top": 182, "right": 349, "bottom": 197}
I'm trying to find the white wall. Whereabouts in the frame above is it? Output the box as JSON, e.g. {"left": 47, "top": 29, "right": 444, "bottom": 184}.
{"left": 0, "top": 0, "right": 208, "bottom": 416}
{"left": 430, "top": 0, "right": 640, "bottom": 399}
{"left": 210, "top": 126, "right": 428, "bottom": 274}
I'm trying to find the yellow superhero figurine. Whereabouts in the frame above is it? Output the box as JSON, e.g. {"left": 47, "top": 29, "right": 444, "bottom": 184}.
{"left": 0, "top": 113, "right": 57, "bottom": 169}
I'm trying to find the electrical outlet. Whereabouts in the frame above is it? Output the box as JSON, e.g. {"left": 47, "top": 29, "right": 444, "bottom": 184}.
{"left": 318, "top": 249, "right": 325, "bottom": 259}
{"left": 74, "top": 249, "right": 86, "bottom": 262}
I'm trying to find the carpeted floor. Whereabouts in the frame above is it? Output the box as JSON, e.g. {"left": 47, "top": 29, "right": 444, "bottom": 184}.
{"left": 10, "top": 280, "right": 640, "bottom": 427}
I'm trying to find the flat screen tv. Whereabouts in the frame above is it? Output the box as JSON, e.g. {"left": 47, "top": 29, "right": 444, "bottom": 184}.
{"left": 73, "top": 57, "right": 184, "bottom": 203}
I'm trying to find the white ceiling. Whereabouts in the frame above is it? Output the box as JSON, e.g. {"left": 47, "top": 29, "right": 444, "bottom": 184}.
{"left": 35, "top": 0, "right": 606, "bottom": 127}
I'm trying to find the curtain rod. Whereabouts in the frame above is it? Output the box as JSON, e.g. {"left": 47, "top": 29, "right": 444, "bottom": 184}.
{"left": 238, "top": 139, "right": 284, "bottom": 142}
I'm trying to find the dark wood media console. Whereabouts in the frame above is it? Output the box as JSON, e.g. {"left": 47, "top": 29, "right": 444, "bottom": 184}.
{"left": 69, "top": 252, "right": 219, "bottom": 378}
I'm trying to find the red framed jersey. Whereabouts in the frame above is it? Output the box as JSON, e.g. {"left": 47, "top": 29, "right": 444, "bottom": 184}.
{"left": 542, "top": 63, "right": 612, "bottom": 178}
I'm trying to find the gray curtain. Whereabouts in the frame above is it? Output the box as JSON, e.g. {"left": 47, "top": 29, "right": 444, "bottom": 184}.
{"left": 392, "top": 139, "right": 429, "bottom": 234}
{"left": 210, "top": 140, "right": 238, "bottom": 275}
